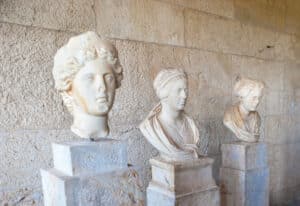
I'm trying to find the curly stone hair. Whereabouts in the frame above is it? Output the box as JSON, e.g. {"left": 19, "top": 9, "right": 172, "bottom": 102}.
{"left": 52, "top": 31, "right": 123, "bottom": 114}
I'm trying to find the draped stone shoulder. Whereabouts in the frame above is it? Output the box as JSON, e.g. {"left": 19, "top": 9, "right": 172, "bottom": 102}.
{"left": 139, "top": 69, "right": 201, "bottom": 162}
{"left": 223, "top": 77, "right": 264, "bottom": 143}
{"left": 139, "top": 104, "right": 199, "bottom": 162}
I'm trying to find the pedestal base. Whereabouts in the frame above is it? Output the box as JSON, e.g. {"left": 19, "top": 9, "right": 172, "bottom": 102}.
{"left": 41, "top": 167, "right": 143, "bottom": 206}
{"left": 147, "top": 157, "right": 220, "bottom": 206}
{"left": 220, "top": 142, "right": 269, "bottom": 206}
{"left": 41, "top": 139, "right": 143, "bottom": 206}
{"left": 147, "top": 183, "right": 219, "bottom": 206}
{"left": 52, "top": 139, "right": 127, "bottom": 176}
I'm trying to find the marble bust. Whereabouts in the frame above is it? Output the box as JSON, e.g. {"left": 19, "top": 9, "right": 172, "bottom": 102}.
{"left": 140, "top": 69, "right": 200, "bottom": 161}
{"left": 223, "top": 77, "right": 264, "bottom": 143}
{"left": 52, "top": 31, "right": 123, "bottom": 140}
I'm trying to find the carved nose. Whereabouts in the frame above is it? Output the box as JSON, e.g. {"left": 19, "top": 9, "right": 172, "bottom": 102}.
{"left": 181, "top": 90, "right": 187, "bottom": 98}
{"left": 95, "top": 76, "right": 106, "bottom": 93}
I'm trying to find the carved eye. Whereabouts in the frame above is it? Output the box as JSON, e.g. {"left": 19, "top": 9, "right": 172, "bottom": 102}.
{"left": 105, "top": 74, "right": 114, "bottom": 84}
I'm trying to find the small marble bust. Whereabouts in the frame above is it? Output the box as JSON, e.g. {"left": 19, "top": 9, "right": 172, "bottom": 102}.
{"left": 223, "top": 77, "right": 264, "bottom": 143}
{"left": 140, "top": 69, "right": 200, "bottom": 161}
{"left": 52, "top": 31, "right": 123, "bottom": 140}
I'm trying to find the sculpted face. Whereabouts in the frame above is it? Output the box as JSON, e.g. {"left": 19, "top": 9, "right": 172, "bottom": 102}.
{"left": 164, "top": 79, "right": 188, "bottom": 111}
{"left": 241, "top": 88, "right": 262, "bottom": 112}
{"left": 71, "top": 58, "right": 116, "bottom": 116}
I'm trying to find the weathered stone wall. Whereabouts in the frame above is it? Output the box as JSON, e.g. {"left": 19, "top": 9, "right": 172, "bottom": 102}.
{"left": 1, "top": 0, "right": 300, "bottom": 205}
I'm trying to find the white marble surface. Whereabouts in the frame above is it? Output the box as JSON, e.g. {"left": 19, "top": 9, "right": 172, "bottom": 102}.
{"left": 147, "top": 157, "right": 220, "bottom": 206}
{"left": 52, "top": 31, "right": 123, "bottom": 140}
{"left": 140, "top": 68, "right": 201, "bottom": 161}
{"left": 223, "top": 77, "right": 264, "bottom": 143}
{"left": 52, "top": 139, "right": 127, "bottom": 176}
{"left": 221, "top": 142, "right": 267, "bottom": 170}
{"left": 42, "top": 139, "right": 143, "bottom": 206}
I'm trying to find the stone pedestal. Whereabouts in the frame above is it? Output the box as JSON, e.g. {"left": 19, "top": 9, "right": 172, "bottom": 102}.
{"left": 41, "top": 139, "right": 143, "bottom": 206}
{"left": 220, "top": 142, "right": 269, "bottom": 206}
{"left": 147, "top": 157, "right": 220, "bottom": 206}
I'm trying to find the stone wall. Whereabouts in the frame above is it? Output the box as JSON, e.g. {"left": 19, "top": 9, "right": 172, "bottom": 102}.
{"left": 1, "top": 0, "right": 300, "bottom": 205}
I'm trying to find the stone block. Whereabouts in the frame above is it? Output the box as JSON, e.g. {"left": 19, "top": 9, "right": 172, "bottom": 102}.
{"left": 234, "top": 0, "right": 286, "bottom": 32}
{"left": 231, "top": 55, "right": 285, "bottom": 93}
{"left": 95, "top": 0, "right": 184, "bottom": 46}
{"left": 147, "top": 157, "right": 220, "bottom": 206}
{"left": 184, "top": 9, "right": 295, "bottom": 61}
{"left": 284, "top": 62, "right": 300, "bottom": 93}
{"left": 52, "top": 139, "right": 127, "bottom": 176}
{"left": 160, "top": 0, "right": 234, "bottom": 19}
{"left": 264, "top": 116, "right": 296, "bottom": 144}
{"left": 220, "top": 167, "right": 269, "bottom": 206}
{"left": 41, "top": 169, "right": 80, "bottom": 206}
{"left": 184, "top": 9, "right": 245, "bottom": 54}
{"left": 150, "top": 157, "right": 216, "bottom": 195}
{"left": 285, "top": 0, "right": 300, "bottom": 35}
{"left": 41, "top": 167, "right": 143, "bottom": 206}
{"left": 147, "top": 183, "right": 220, "bottom": 206}
{"left": 0, "top": 0, "right": 95, "bottom": 32}
{"left": 221, "top": 142, "right": 267, "bottom": 170}
{"left": 0, "top": 22, "right": 73, "bottom": 131}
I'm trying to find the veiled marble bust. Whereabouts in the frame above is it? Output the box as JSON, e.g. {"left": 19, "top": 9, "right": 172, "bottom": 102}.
{"left": 140, "top": 69, "right": 200, "bottom": 161}
{"left": 52, "top": 31, "right": 123, "bottom": 140}
{"left": 223, "top": 77, "right": 264, "bottom": 143}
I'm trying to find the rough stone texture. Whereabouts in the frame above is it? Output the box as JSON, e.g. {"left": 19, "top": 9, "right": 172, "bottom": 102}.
{"left": 0, "top": 22, "right": 73, "bottom": 130}
{"left": 0, "top": 129, "right": 78, "bottom": 205}
{"left": 0, "top": 0, "right": 95, "bottom": 32}
{"left": 41, "top": 167, "right": 144, "bottom": 206}
{"left": 42, "top": 139, "right": 144, "bottom": 206}
{"left": 1, "top": 0, "right": 300, "bottom": 205}
{"left": 159, "top": 0, "right": 234, "bottom": 19}
{"left": 95, "top": 0, "right": 185, "bottom": 46}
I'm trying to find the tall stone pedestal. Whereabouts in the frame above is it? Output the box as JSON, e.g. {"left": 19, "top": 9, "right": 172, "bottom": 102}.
{"left": 220, "top": 142, "right": 269, "bottom": 206}
{"left": 147, "top": 157, "right": 220, "bottom": 206}
{"left": 41, "top": 139, "right": 143, "bottom": 206}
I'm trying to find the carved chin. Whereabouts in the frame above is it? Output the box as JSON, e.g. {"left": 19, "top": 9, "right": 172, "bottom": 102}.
{"left": 84, "top": 103, "right": 111, "bottom": 116}
{"left": 94, "top": 104, "right": 110, "bottom": 115}
{"left": 249, "top": 106, "right": 258, "bottom": 111}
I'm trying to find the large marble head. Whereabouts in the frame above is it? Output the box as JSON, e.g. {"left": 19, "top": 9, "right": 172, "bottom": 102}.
{"left": 153, "top": 69, "right": 188, "bottom": 111}
{"left": 234, "top": 77, "right": 264, "bottom": 112}
{"left": 52, "top": 31, "right": 123, "bottom": 139}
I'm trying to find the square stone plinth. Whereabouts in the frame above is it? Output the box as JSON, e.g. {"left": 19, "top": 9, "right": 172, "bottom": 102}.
{"left": 41, "top": 167, "right": 143, "bottom": 206}
{"left": 220, "top": 167, "right": 269, "bottom": 206}
{"left": 147, "top": 157, "right": 220, "bottom": 206}
{"left": 147, "top": 183, "right": 220, "bottom": 206}
{"left": 221, "top": 142, "right": 267, "bottom": 170}
{"left": 52, "top": 139, "right": 127, "bottom": 176}
{"left": 220, "top": 142, "right": 269, "bottom": 206}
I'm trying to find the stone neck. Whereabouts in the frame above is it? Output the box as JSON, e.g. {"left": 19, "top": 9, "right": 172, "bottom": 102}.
{"left": 159, "top": 102, "right": 183, "bottom": 125}
{"left": 238, "top": 103, "right": 250, "bottom": 119}
{"left": 71, "top": 107, "right": 109, "bottom": 139}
